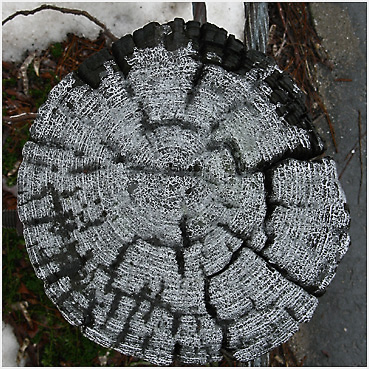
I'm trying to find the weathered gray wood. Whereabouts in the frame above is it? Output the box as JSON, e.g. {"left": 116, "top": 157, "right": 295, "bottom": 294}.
{"left": 244, "top": 3, "right": 269, "bottom": 53}
{"left": 17, "top": 19, "right": 350, "bottom": 365}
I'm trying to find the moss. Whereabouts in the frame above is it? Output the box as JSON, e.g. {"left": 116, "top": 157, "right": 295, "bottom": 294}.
{"left": 2, "top": 228, "right": 110, "bottom": 366}
{"left": 2, "top": 230, "right": 154, "bottom": 366}
{"left": 29, "top": 82, "right": 53, "bottom": 108}
{"left": 2, "top": 229, "right": 24, "bottom": 312}
{"left": 2, "top": 123, "right": 30, "bottom": 186}
{"left": 40, "top": 325, "right": 106, "bottom": 366}
{"left": 3, "top": 77, "right": 17, "bottom": 87}
{"left": 2, "top": 137, "right": 19, "bottom": 185}
{"left": 50, "top": 42, "right": 63, "bottom": 59}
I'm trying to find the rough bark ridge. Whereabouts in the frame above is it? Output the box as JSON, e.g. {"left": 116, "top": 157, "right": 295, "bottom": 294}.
{"left": 17, "top": 18, "right": 350, "bottom": 365}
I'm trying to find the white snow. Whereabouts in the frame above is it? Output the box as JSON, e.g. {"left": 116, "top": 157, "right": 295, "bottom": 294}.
{"left": 2, "top": 322, "right": 26, "bottom": 367}
{"left": 2, "top": 2, "right": 193, "bottom": 61}
{"left": 206, "top": 2, "right": 245, "bottom": 41}
{"left": 2, "top": 2, "right": 245, "bottom": 62}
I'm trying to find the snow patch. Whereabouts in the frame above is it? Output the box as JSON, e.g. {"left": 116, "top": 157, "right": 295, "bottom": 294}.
{"left": 2, "top": 2, "right": 246, "bottom": 62}
{"left": 206, "top": 2, "right": 245, "bottom": 41}
{"left": 2, "top": 322, "right": 25, "bottom": 367}
{"left": 2, "top": 2, "right": 193, "bottom": 62}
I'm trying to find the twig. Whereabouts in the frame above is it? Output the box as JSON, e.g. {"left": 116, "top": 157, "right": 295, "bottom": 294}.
{"left": 7, "top": 160, "right": 21, "bottom": 177}
{"left": 277, "top": 2, "right": 287, "bottom": 33}
{"left": 357, "top": 110, "right": 363, "bottom": 204}
{"left": 2, "top": 4, "right": 118, "bottom": 42}
{"left": 339, "top": 151, "right": 355, "bottom": 180}
{"left": 314, "top": 91, "right": 338, "bottom": 152}
{"left": 344, "top": 130, "right": 367, "bottom": 161}
{"left": 312, "top": 113, "right": 326, "bottom": 126}
{"left": 30, "top": 320, "right": 64, "bottom": 329}
{"left": 339, "top": 128, "right": 367, "bottom": 179}
{"left": 33, "top": 54, "right": 41, "bottom": 76}
{"left": 270, "top": 3, "right": 337, "bottom": 150}
{"left": 3, "top": 112, "right": 38, "bottom": 123}
{"left": 16, "top": 337, "right": 30, "bottom": 366}
{"left": 18, "top": 51, "right": 36, "bottom": 95}
{"left": 274, "top": 32, "right": 287, "bottom": 57}
{"left": 11, "top": 301, "right": 33, "bottom": 329}
{"left": 268, "top": 24, "right": 277, "bottom": 45}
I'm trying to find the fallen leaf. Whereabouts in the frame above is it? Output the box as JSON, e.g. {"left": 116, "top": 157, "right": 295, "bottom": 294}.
{"left": 18, "top": 283, "right": 31, "bottom": 295}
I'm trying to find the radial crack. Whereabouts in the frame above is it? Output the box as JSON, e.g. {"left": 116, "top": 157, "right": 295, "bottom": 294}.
{"left": 217, "top": 222, "right": 318, "bottom": 297}
{"left": 114, "top": 283, "right": 152, "bottom": 348}
{"left": 202, "top": 268, "right": 230, "bottom": 353}
{"left": 176, "top": 215, "right": 191, "bottom": 277}
{"left": 185, "top": 63, "right": 206, "bottom": 106}
{"left": 207, "top": 241, "right": 248, "bottom": 279}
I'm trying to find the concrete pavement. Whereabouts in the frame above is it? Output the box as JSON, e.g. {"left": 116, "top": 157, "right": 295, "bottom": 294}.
{"left": 289, "top": 3, "right": 367, "bottom": 366}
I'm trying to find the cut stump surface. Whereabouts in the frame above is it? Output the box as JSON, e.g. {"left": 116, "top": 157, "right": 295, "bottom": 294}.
{"left": 17, "top": 18, "right": 350, "bottom": 365}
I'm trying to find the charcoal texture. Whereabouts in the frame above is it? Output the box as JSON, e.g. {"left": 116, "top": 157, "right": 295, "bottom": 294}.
{"left": 17, "top": 19, "right": 350, "bottom": 365}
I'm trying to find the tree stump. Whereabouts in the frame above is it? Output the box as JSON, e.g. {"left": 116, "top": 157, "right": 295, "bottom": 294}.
{"left": 17, "top": 18, "right": 350, "bottom": 365}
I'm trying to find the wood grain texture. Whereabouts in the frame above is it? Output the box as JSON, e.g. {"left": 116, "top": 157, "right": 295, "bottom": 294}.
{"left": 17, "top": 19, "right": 349, "bottom": 365}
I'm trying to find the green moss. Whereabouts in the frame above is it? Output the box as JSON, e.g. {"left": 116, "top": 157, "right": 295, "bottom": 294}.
{"left": 25, "top": 63, "right": 55, "bottom": 108}
{"left": 2, "top": 229, "right": 24, "bottom": 312}
{"left": 1, "top": 141, "right": 17, "bottom": 176}
{"left": 50, "top": 43, "right": 63, "bottom": 59}
{"left": 2, "top": 137, "right": 19, "bottom": 185}
{"left": 2, "top": 228, "right": 109, "bottom": 366}
{"left": 2, "top": 229, "right": 152, "bottom": 366}
{"left": 3, "top": 77, "right": 17, "bottom": 87}
{"left": 6, "top": 176, "right": 18, "bottom": 187}
{"left": 3, "top": 123, "right": 30, "bottom": 186}
{"left": 29, "top": 82, "right": 52, "bottom": 108}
